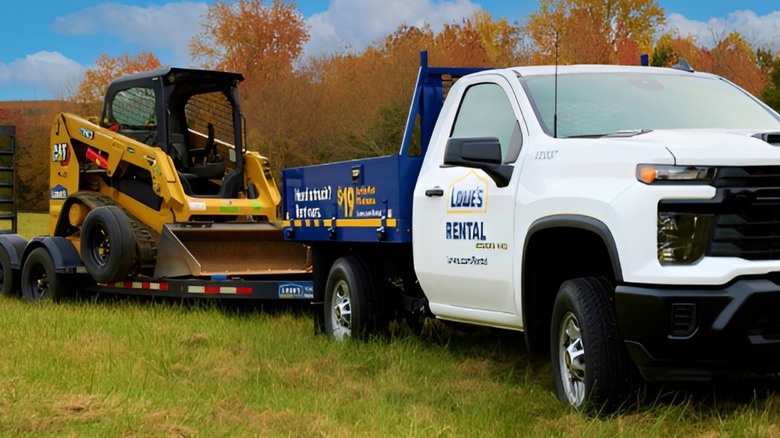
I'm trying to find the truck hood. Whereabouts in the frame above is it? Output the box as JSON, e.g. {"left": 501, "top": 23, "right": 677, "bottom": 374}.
{"left": 620, "top": 129, "right": 780, "bottom": 166}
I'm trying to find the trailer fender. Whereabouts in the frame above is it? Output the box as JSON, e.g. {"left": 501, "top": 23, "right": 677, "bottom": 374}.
{"left": 0, "top": 234, "right": 29, "bottom": 269}
{"left": 23, "top": 236, "right": 84, "bottom": 274}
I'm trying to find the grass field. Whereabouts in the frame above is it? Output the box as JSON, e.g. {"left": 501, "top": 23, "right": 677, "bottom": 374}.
{"left": 3, "top": 214, "right": 780, "bottom": 436}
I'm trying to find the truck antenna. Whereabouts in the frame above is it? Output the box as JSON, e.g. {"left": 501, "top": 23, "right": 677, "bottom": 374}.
{"left": 554, "top": 31, "right": 559, "bottom": 138}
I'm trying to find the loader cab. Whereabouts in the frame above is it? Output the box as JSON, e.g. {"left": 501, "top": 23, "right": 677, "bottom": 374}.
{"left": 101, "top": 67, "right": 246, "bottom": 197}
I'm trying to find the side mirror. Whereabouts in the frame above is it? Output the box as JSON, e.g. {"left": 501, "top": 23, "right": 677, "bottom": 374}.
{"left": 444, "top": 137, "right": 513, "bottom": 187}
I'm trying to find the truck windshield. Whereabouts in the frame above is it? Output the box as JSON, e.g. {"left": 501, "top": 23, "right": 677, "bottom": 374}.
{"left": 523, "top": 71, "right": 780, "bottom": 138}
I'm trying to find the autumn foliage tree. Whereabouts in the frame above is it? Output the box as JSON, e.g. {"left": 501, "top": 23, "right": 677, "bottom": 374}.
{"left": 652, "top": 32, "right": 767, "bottom": 97}
{"left": 70, "top": 51, "right": 161, "bottom": 116}
{"left": 189, "top": 0, "right": 308, "bottom": 80}
{"left": 526, "top": 0, "right": 665, "bottom": 64}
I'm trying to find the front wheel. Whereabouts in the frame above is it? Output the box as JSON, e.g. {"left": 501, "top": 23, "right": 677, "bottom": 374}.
{"left": 81, "top": 206, "right": 136, "bottom": 283}
{"left": 324, "top": 256, "right": 376, "bottom": 340}
{"left": 550, "top": 277, "right": 633, "bottom": 413}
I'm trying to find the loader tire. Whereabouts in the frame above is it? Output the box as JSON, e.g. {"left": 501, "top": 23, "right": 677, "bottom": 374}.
{"left": 81, "top": 206, "right": 136, "bottom": 283}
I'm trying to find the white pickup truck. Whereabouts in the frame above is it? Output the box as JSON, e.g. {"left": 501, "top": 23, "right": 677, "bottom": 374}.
{"left": 281, "top": 52, "right": 780, "bottom": 411}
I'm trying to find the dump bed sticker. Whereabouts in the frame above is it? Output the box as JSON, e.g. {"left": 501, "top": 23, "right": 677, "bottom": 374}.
{"left": 293, "top": 185, "right": 332, "bottom": 219}
{"left": 278, "top": 283, "right": 314, "bottom": 299}
{"left": 338, "top": 185, "right": 379, "bottom": 217}
{"left": 447, "top": 171, "right": 488, "bottom": 214}
{"left": 50, "top": 184, "right": 68, "bottom": 200}
{"left": 52, "top": 143, "right": 69, "bottom": 165}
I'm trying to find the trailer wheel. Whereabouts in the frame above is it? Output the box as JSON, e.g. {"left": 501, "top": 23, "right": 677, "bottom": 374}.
{"left": 81, "top": 206, "right": 136, "bottom": 283}
{"left": 0, "top": 246, "right": 14, "bottom": 295}
{"left": 324, "top": 256, "right": 375, "bottom": 340}
{"left": 550, "top": 277, "right": 632, "bottom": 413}
{"left": 21, "top": 248, "right": 59, "bottom": 302}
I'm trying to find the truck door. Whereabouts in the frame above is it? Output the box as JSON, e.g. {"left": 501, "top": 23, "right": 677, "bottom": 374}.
{"left": 413, "top": 75, "right": 524, "bottom": 318}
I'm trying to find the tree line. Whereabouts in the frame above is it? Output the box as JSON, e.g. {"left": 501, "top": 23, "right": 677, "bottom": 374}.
{"left": 12, "top": 0, "right": 780, "bottom": 211}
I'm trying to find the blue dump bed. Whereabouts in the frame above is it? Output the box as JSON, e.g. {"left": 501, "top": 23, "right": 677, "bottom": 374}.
{"left": 282, "top": 53, "right": 484, "bottom": 244}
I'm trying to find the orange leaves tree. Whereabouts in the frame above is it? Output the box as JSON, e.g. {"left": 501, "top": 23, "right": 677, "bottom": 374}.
{"left": 652, "top": 32, "right": 767, "bottom": 97}
{"left": 526, "top": 0, "right": 665, "bottom": 64}
{"left": 71, "top": 51, "right": 161, "bottom": 116}
{"left": 189, "top": 0, "right": 308, "bottom": 80}
{"left": 188, "top": 0, "right": 310, "bottom": 172}
{"left": 761, "top": 51, "right": 780, "bottom": 112}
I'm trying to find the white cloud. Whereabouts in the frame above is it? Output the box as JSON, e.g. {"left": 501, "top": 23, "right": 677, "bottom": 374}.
{"left": 304, "top": 0, "right": 481, "bottom": 57}
{"left": 50, "top": 1, "right": 209, "bottom": 64}
{"left": 665, "top": 10, "right": 780, "bottom": 50}
{"left": 0, "top": 51, "right": 85, "bottom": 98}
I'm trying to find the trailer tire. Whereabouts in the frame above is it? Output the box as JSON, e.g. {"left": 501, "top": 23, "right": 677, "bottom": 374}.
{"left": 0, "top": 246, "right": 14, "bottom": 296}
{"left": 21, "top": 248, "right": 60, "bottom": 302}
{"left": 324, "top": 256, "right": 375, "bottom": 340}
{"left": 81, "top": 206, "right": 136, "bottom": 283}
{"left": 550, "top": 277, "right": 632, "bottom": 413}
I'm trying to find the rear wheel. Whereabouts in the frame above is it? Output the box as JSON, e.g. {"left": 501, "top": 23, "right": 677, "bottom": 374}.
{"left": 551, "top": 277, "right": 633, "bottom": 413}
{"left": 21, "top": 248, "right": 58, "bottom": 302}
{"left": 324, "top": 256, "right": 376, "bottom": 340}
{"left": 81, "top": 206, "right": 136, "bottom": 283}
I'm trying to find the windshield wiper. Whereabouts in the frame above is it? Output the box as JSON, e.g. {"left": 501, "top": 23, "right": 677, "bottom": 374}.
{"left": 605, "top": 129, "right": 653, "bottom": 137}
{"left": 565, "top": 129, "right": 653, "bottom": 139}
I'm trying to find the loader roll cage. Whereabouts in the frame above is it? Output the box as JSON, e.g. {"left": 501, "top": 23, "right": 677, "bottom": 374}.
{"left": 101, "top": 67, "right": 247, "bottom": 198}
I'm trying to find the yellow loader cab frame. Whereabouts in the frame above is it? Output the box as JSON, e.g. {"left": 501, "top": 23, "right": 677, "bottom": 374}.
{"left": 42, "top": 67, "right": 308, "bottom": 285}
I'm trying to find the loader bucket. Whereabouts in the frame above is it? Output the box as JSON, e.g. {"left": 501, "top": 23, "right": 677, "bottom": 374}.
{"left": 154, "top": 223, "right": 310, "bottom": 278}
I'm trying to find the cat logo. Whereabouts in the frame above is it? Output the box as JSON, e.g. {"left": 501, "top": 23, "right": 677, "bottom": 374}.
{"left": 52, "top": 143, "right": 69, "bottom": 164}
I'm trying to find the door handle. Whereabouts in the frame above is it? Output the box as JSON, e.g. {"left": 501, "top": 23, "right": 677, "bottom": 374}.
{"left": 425, "top": 187, "right": 444, "bottom": 197}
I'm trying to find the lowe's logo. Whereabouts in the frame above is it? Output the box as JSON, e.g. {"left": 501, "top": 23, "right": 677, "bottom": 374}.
{"left": 278, "top": 283, "right": 314, "bottom": 299}
{"left": 447, "top": 170, "right": 489, "bottom": 214}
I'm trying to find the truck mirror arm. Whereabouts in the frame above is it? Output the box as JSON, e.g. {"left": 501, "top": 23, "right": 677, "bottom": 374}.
{"left": 443, "top": 137, "right": 513, "bottom": 188}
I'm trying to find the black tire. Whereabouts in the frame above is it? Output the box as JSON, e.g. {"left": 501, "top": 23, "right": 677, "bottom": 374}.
{"left": 81, "top": 206, "right": 136, "bottom": 283}
{"left": 0, "top": 246, "right": 14, "bottom": 296}
{"left": 21, "top": 247, "right": 59, "bottom": 302}
{"left": 550, "top": 277, "right": 633, "bottom": 413}
{"left": 324, "top": 256, "right": 376, "bottom": 340}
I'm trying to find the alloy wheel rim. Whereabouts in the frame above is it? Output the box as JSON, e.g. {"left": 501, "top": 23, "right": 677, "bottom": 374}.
{"left": 559, "top": 311, "right": 586, "bottom": 406}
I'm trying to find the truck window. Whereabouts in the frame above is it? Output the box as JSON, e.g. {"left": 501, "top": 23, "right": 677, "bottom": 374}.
{"left": 451, "top": 83, "right": 519, "bottom": 162}
{"left": 523, "top": 72, "right": 780, "bottom": 138}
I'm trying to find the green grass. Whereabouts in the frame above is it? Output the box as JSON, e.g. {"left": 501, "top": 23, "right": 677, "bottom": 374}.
{"left": 3, "top": 214, "right": 780, "bottom": 436}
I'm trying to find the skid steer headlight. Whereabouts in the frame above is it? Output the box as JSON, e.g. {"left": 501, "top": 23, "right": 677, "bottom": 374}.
{"left": 658, "top": 213, "right": 713, "bottom": 265}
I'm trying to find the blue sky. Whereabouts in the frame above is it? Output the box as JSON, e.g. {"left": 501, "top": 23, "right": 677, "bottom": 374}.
{"left": 1, "top": 0, "right": 778, "bottom": 101}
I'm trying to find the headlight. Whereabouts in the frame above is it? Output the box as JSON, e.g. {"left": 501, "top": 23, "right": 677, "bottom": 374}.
{"left": 637, "top": 165, "right": 715, "bottom": 184}
{"left": 658, "top": 213, "right": 713, "bottom": 265}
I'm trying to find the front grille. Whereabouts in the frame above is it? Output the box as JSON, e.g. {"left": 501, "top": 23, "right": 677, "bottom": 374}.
{"left": 708, "top": 167, "right": 780, "bottom": 260}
